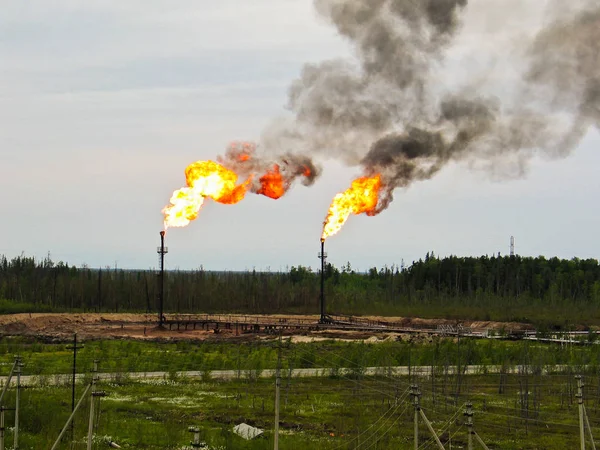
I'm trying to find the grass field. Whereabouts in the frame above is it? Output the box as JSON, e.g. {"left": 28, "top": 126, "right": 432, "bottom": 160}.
{"left": 0, "top": 336, "right": 600, "bottom": 448}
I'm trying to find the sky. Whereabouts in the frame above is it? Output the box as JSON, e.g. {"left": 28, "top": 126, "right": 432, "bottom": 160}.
{"left": 1, "top": 0, "right": 599, "bottom": 272}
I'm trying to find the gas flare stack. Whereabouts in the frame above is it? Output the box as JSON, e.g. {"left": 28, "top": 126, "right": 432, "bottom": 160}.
{"left": 157, "top": 231, "right": 168, "bottom": 326}
{"left": 318, "top": 238, "right": 331, "bottom": 324}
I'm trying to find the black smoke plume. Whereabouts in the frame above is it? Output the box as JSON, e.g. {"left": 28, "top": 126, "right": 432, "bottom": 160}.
{"left": 261, "top": 0, "right": 599, "bottom": 213}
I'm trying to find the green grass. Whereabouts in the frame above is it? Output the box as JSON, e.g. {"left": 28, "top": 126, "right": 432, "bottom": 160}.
{"left": 1, "top": 336, "right": 600, "bottom": 377}
{"left": 0, "top": 298, "right": 64, "bottom": 314}
{"left": 2, "top": 373, "right": 599, "bottom": 449}
{"left": 0, "top": 337, "right": 599, "bottom": 448}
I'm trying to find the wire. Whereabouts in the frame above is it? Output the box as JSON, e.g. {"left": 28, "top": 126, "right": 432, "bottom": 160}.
{"left": 478, "top": 409, "right": 582, "bottom": 430}
{"left": 350, "top": 390, "right": 411, "bottom": 449}
{"left": 293, "top": 352, "right": 400, "bottom": 399}
{"left": 333, "top": 402, "right": 404, "bottom": 450}
{"left": 359, "top": 404, "right": 409, "bottom": 450}
{"left": 446, "top": 424, "right": 465, "bottom": 448}
{"left": 417, "top": 403, "right": 465, "bottom": 450}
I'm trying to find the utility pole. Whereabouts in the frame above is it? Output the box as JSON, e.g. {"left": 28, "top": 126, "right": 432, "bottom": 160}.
{"left": 90, "top": 387, "right": 106, "bottom": 446}
{"left": 188, "top": 426, "right": 202, "bottom": 448}
{"left": 577, "top": 375, "right": 586, "bottom": 450}
{"left": 464, "top": 402, "right": 490, "bottom": 450}
{"left": 465, "top": 402, "right": 473, "bottom": 450}
{"left": 50, "top": 383, "right": 93, "bottom": 450}
{"left": 66, "top": 333, "right": 84, "bottom": 444}
{"left": 87, "top": 360, "right": 100, "bottom": 450}
{"left": 411, "top": 385, "right": 420, "bottom": 450}
{"left": 14, "top": 357, "right": 22, "bottom": 450}
{"left": 274, "top": 333, "right": 282, "bottom": 450}
{"left": 412, "top": 384, "right": 445, "bottom": 450}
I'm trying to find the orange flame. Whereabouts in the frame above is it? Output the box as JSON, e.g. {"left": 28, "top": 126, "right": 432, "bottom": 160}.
{"left": 321, "top": 174, "right": 382, "bottom": 240}
{"left": 162, "top": 160, "right": 249, "bottom": 229}
{"left": 258, "top": 164, "right": 286, "bottom": 199}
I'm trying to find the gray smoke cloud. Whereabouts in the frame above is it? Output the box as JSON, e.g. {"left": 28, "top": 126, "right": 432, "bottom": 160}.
{"left": 260, "top": 0, "right": 600, "bottom": 214}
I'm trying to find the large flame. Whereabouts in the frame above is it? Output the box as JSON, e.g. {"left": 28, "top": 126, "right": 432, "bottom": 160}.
{"left": 162, "top": 143, "right": 318, "bottom": 230}
{"left": 162, "top": 161, "right": 249, "bottom": 229}
{"left": 321, "top": 174, "right": 382, "bottom": 240}
{"left": 258, "top": 164, "right": 286, "bottom": 199}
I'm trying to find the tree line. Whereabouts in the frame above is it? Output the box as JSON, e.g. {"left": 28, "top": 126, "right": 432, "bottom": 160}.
{"left": 1, "top": 252, "right": 600, "bottom": 328}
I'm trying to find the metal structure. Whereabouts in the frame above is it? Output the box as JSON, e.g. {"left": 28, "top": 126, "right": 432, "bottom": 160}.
{"left": 155, "top": 313, "right": 491, "bottom": 337}
{"left": 510, "top": 236, "right": 515, "bottom": 257}
{"left": 157, "top": 231, "right": 168, "bottom": 326}
{"left": 318, "top": 238, "right": 330, "bottom": 323}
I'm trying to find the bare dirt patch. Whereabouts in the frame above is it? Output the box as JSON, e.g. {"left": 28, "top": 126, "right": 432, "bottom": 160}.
{"left": 0, "top": 313, "right": 533, "bottom": 343}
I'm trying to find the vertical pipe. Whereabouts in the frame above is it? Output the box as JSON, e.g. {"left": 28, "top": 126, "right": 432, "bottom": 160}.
{"left": 159, "top": 231, "right": 165, "bottom": 326}
{"left": 320, "top": 238, "right": 325, "bottom": 322}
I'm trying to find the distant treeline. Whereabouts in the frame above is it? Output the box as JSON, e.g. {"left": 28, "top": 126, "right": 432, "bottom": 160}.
{"left": 1, "top": 252, "right": 600, "bottom": 328}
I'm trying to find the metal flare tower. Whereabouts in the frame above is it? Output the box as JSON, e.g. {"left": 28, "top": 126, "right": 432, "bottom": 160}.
{"left": 157, "top": 231, "right": 168, "bottom": 326}
{"left": 318, "top": 238, "right": 329, "bottom": 323}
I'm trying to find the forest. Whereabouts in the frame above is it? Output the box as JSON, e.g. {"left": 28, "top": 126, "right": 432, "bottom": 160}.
{"left": 1, "top": 252, "right": 600, "bottom": 328}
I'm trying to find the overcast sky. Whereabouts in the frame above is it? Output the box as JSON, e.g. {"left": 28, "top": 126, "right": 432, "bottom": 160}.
{"left": 1, "top": 0, "right": 598, "bottom": 272}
